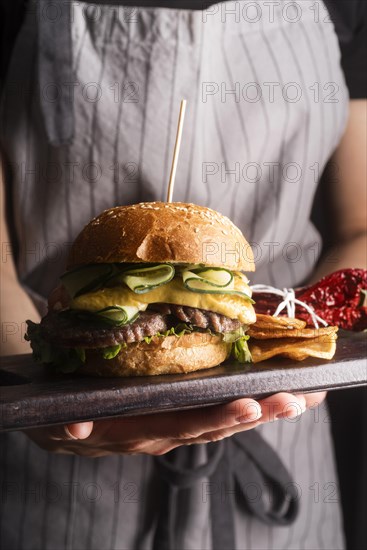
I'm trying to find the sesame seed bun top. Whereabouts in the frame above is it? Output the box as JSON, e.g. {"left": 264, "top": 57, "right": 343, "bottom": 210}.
{"left": 67, "top": 202, "right": 255, "bottom": 272}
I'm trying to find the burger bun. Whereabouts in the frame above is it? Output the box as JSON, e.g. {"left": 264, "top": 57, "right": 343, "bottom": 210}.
{"left": 80, "top": 332, "right": 231, "bottom": 377}
{"left": 67, "top": 202, "right": 254, "bottom": 272}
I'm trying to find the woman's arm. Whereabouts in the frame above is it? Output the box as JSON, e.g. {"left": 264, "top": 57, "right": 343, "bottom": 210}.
{"left": 311, "top": 99, "right": 367, "bottom": 281}
{"left": 0, "top": 162, "right": 41, "bottom": 356}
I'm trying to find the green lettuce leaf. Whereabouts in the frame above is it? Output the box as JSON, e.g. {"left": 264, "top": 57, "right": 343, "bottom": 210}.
{"left": 102, "top": 344, "right": 122, "bottom": 359}
{"left": 232, "top": 335, "right": 252, "bottom": 363}
{"left": 143, "top": 323, "right": 194, "bottom": 343}
{"left": 75, "top": 348, "right": 86, "bottom": 363}
{"left": 25, "top": 321, "right": 129, "bottom": 372}
{"left": 25, "top": 320, "right": 84, "bottom": 373}
{"left": 222, "top": 327, "right": 246, "bottom": 343}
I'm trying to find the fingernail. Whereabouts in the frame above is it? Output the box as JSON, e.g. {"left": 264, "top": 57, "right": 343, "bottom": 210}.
{"left": 64, "top": 426, "right": 79, "bottom": 440}
{"left": 236, "top": 403, "right": 262, "bottom": 423}
{"left": 295, "top": 395, "right": 307, "bottom": 411}
{"left": 277, "top": 399, "right": 306, "bottom": 420}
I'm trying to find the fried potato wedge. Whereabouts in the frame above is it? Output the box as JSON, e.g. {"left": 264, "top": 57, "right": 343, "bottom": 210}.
{"left": 249, "top": 332, "right": 338, "bottom": 363}
{"left": 248, "top": 325, "right": 338, "bottom": 340}
{"left": 254, "top": 314, "right": 307, "bottom": 330}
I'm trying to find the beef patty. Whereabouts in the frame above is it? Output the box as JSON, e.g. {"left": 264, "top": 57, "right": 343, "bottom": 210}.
{"left": 40, "top": 310, "right": 168, "bottom": 348}
{"left": 148, "top": 304, "right": 241, "bottom": 332}
{"left": 40, "top": 305, "right": 241, "bottom": 348}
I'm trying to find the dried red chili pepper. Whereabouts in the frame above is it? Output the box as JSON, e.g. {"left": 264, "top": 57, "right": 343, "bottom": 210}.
{"left": 252, "top": 269, "right": 367, "bottom": 331}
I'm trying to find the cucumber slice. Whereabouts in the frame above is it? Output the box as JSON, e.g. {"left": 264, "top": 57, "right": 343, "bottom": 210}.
{"left": 182, "top": 267, "right": 233, "bottom": 291}
{"left": 61, "top": 264, "right": 117, "bottom": 298}
{"left": 191, "top": 267, "right": 234, "bottom": 286}
{"left": 182, "top": 269, "right": 254, "bottom": 301}
{"left": 94, "top": 306, "right": 140, "bottom": 326}
{"left": 184, "top": 286, "right": 254, "bottom": 302}
{"left": 118, "top": 264, "right": 175, "bottom": 294}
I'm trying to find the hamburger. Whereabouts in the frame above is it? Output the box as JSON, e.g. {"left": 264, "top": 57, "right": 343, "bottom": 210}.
{"left": 26, "top": 202, "right": 256, "bottom": 376}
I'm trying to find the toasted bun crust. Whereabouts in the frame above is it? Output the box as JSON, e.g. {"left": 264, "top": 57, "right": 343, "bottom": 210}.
{"left": 79, "top": 333, "right": 231, "bottom": 377}
{"left": 67, "top": 202, "right": 255, "bottom": 272}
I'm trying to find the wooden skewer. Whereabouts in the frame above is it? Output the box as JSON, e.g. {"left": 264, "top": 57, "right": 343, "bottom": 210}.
{"left": 166, "top": 99, "right": 187, "bottom": 203}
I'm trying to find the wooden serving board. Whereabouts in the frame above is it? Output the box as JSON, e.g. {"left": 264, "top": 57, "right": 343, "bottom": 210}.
{"left": 0, "top": 332, "right": 366, "bottom": 432}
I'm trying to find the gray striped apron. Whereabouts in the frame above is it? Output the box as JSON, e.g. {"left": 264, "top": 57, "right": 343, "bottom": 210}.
{"left": 0, "top": 1, "right": 348, "bottom": 548}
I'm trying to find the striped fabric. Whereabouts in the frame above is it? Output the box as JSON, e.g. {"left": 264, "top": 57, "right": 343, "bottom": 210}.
{"left": 0, "top": 1, "right": 348, "bottom": 548}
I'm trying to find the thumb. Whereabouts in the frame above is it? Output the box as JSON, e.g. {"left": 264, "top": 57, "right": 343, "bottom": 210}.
{"left": 49, "top": 421, "right": 94, "bottom": 441}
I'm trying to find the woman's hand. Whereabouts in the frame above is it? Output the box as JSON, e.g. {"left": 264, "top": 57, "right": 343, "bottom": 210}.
{"left": 25, "top": 391, "right": 326, "bottom": 457}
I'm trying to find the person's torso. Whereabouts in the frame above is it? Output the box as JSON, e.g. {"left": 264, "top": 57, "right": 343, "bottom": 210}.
{"left": 0, "top": 2, "right": 347, "bottom": 549}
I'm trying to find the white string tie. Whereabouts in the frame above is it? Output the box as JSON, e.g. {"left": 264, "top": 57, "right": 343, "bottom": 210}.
{"left": 250, "top": 284, "right": 328, "bottom": 329}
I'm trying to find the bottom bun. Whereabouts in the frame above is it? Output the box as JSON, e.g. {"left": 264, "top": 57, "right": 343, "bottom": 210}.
{"left": 80, "top": 332, "right": 231, "bottom": 377}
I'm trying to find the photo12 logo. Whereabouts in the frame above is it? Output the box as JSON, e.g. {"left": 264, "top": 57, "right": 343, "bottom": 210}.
{"left": 202, "top": 1, "right": 332, "bottom": 25}
{"left": 202, "top": 81, "right": 339, "bottom": 104}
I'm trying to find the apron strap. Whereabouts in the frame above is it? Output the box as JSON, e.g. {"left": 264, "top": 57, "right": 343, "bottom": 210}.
{"left": 153, "top": 443, "right": 224, "bottom": 550}
{"left": 209, "top": 440, "right": 236, "bottom": 550}
{"left": 230, "top": 431, "right": 300, "bottom": 525}
{"left": 153, "top": 431, "right": 299, "bottom": 550}
{"left": 38, "top": 0, "right": 74, "bottom": 145}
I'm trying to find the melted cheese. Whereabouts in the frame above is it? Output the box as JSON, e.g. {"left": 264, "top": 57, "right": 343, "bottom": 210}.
{"left": 71, "top": 274, "right": 256, "bottom": 324}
